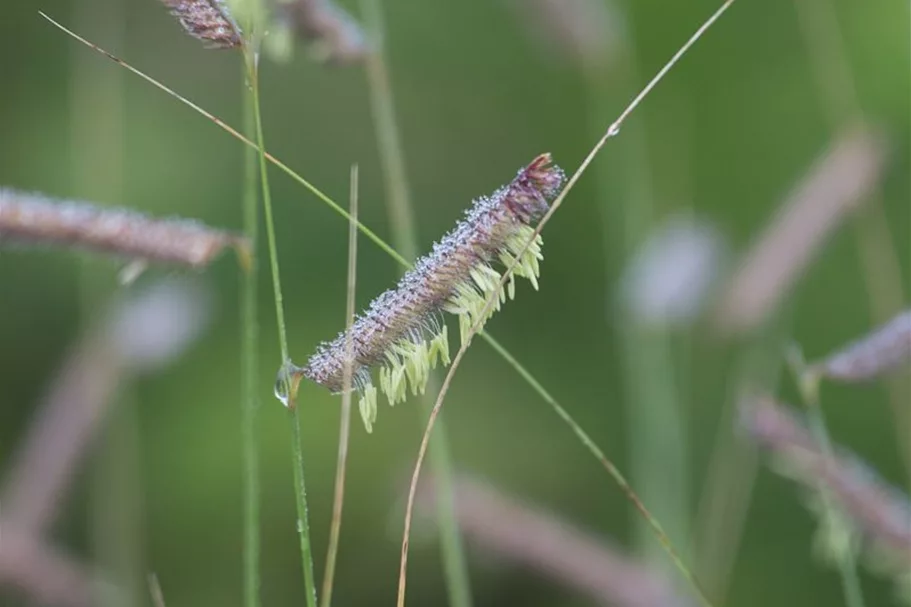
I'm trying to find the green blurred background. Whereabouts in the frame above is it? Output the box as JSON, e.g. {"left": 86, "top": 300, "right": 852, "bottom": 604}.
{"left": 1, "top": 0, "right": 908, "bottom": 605}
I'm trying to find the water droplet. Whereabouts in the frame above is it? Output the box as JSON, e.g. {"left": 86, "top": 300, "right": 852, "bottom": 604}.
{"left": 274, "top": 359, "right": 303, "bottom": 408}
{"left": 607, "top": 123, "right": 621, "bottom": 137}
{"left": 296, "top": 519, "right": 304, "bottom": 534}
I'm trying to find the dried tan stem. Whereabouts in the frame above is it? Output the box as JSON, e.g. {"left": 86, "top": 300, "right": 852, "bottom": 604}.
{"left": 280, "top": 0, "right": 367, "bottom": 64}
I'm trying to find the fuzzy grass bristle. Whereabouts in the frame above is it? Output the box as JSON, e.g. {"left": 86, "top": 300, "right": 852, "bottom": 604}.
{"left": 160, "top": 0, "right": 242, "bottom": 49}
{"left": 291, "top": 154, "right": 564, "bottom": 431}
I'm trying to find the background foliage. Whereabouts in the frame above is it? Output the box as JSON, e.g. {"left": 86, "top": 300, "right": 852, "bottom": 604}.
{"left": 0, "top": 0, "right": 908, "bottom": 605}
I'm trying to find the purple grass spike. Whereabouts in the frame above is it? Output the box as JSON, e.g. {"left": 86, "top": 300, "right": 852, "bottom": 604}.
{"left": 286, "top": 154, "right": 564, "bottom": 431}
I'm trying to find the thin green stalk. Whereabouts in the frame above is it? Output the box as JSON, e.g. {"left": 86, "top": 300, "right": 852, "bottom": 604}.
{"left": 359, "top": 1, "right": 473, "bottom": 605}
{"left": 482, "top": 338, "right": 709, "bottom": 606}
{"left": 791, "top": 354, "right": 866, "bottom": 607}
{"left": 244, "top": 48, "right": 317, "bottom": 607}
{"left": 321, "top": 165, "right": 359, "bottom": 607}
{"left": 240, "top": 63, "right": 261, "bottom": 607}
{"left": 693, "top": 316, "right": 791, "bottom": 602}
{"left": 806, "top": 407, "right": 867, "bottom": 607}
{"left": 247, "top": 70, "right": 289, "bottom": 357}
{"left": 620, "top": 326, "right": 689, "bottom": 564}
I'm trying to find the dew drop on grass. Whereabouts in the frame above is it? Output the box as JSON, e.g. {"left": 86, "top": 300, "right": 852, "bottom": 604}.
{"left": 274, "top": 359, "right": 303, "bottom": 408}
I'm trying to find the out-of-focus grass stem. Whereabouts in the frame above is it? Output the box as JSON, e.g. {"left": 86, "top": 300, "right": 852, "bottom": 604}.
{"left": 240, "top": 57, "right": 261, "bottom": 607}
{"left": 243, "top": 32, "right": 318, "bottom": 606}
{"left": 790, "top": 350, "right": 867, "bottom": 607}
{"left": 587, "top": 32, "right": 689, "bottom": 569}
{"left": 68, "top": 1, "right": 140, "bottom": 604}
{"left": 359, "top": 1, "right": 474, "bottom": 605}
{"left": 794, "top": 0, "right": 910, "bottom": 466}
{"left": 320, "top": 165, "right": 359, "bottom": 607}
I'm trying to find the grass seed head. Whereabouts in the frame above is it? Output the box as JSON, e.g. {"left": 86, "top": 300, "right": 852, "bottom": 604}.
{"left": 295, "top": 154, "right": 564, "bottom": 431}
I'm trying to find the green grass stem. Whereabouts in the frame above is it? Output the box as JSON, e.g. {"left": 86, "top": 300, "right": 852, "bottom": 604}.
{"left": 244, "top": 45, "right": 317, "bottom": 607}
{"left": 790, "top": 349, "right": 866, "bottom": 607}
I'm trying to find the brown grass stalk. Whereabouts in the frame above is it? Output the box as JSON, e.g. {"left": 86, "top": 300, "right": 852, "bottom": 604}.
{"left": 278, "top": 0, "right": 367, "bottom": 64}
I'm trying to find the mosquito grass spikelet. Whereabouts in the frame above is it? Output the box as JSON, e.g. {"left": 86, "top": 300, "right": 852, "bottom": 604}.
{"left": 743, "top": 397, "right": 911, "bottom": 592}
{"left": 508, "top": 0, "right": 621, "bottom": 71}
{"left": 159, "top": 0, "right": 242, "bottom": 48}
{"left": 295, "top": 154, "right": 563, "bottom": 431}
{"left": 812, "top": 309, "right": 911, "bottom": 383}
{"left": 0, "top": 189, "right": 249, "bottom": 269}
{"left": 272, "top": 0, "right": 367, "bottom": 65}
